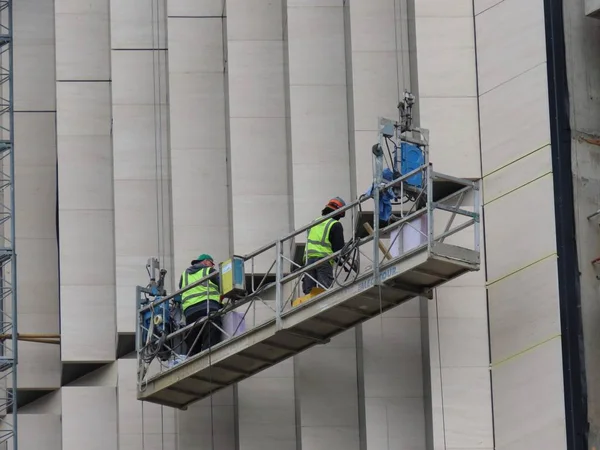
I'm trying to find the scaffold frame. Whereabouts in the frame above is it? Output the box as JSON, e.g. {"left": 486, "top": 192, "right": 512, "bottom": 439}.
{"left": 0, "top": 0, "right": 17, "bottom": 447}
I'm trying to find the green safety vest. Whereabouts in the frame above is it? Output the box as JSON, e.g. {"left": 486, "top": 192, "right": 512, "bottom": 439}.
{"left": 305, "top": 217, "right": 337, "bottom": 262}
{"left": 181, "top": 267, "right": 221, "bottom": 312}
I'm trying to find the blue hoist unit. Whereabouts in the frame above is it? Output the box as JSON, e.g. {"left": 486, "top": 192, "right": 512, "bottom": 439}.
{"left": 394, "top": 142, "right": 425, "bottom": 188}
{"left": 378, "top": 91, "right": 426, "bottom": 193}
{"left": 140, "top": 258, "right": 178, "bottom": 362}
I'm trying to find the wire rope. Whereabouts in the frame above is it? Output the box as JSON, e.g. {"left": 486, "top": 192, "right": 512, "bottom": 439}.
{"left": 150, "top": 2, "right": 166, "bottom": 450}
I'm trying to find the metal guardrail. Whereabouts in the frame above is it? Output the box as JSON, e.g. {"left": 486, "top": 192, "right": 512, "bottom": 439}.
{"left": 135, "top": 162, "right": 481, "bottom": 389}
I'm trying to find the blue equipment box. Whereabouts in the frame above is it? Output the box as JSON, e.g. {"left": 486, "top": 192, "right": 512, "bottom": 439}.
{"left": 395, "top": 142, "right": 425, "bottom": 188}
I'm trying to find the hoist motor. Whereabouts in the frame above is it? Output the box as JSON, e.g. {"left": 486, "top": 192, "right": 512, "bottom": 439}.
{"left": 379, "top": 91, "right": 426, "bottom": 195}
{"left": 140, "top": 258, "right": 178, "bottom": 362}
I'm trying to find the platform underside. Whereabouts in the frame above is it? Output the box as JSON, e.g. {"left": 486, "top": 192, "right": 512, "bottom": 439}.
{"left": 138, "top": 242, "right": 479, "bottom": 409}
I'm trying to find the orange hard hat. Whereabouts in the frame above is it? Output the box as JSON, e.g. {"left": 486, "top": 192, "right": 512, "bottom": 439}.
{"left": 326, "top": 197, "right": 346, "bottom": 210}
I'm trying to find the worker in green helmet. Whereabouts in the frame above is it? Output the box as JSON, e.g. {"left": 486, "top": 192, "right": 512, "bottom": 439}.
{"left": 179, "top": 254, "right": 223, "bottom": 356}
{"left": 302, "top": 197, "right": 346, "bottom": 295}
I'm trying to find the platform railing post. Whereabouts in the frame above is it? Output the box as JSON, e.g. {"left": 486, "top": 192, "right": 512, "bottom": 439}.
{"left": 135, "top": 287, "right": 141, "bottom": 354}
{"left": 135, "top": 286, "right": 143, "bottom": 385}
{"left": 474, "top": 180, "right": 481, "bottom": 253}
{"left": 275, "top": 240, "right": 283, "bottom": 330}
{"left": 373, "top": 121, "right": 384, "bottom": 286}
{"left": 426, "top": 163, "right": 434, "bottom": 255}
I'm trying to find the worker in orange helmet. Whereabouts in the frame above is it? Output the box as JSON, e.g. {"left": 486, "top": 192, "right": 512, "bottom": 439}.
{"left": 302, "top": 197, "right": 346, "bottom": 295}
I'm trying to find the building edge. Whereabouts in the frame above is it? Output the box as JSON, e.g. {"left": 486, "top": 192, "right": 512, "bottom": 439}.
{"left": 544, "top": 0, "right": 589, "bottom": 448}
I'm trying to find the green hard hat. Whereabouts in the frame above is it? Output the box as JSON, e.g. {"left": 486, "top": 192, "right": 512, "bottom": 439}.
{"left": 196, "top": 254, "right": 214, "bottom": 262}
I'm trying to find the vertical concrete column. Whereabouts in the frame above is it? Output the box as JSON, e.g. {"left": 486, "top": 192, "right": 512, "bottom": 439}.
{"left": 346, "top": 1, "right": 426, "bottom": 448}
{"left": 15, "top": 392, "right": 62, "bottom": 450}
{"left": 12, "top": 0, "right": 61, "bottom": 388}
{"left": 117, "top": 358, "right": 176, "bottom": 450}
{"left": 110, "top": 0, "right": 171, "bottom": 333}
{"left": 414, "top": 1, "right": 493, "bottom": 448}
{"left": 55, "top": 0, "right": 116, "bottom": 362}
{"left": 166, "top": 3, "right": 235, "bottom": 449}
{"left": 415, "top": 1, "right": 480, "bottom": 178}
{"left": 227, "top": 0, "right": 291, "bottom": 273}
{"left": 349, "top": 0, "right": 427, "bottom": 445}
{"left": 226, "top": 3, "right": 297, "bottom": 448}
{"left": 167, "top": 1, "right": 230, "bottom": 271}
{"left": 287, "top": 0, "right": 352, "bottom": 229}
{"left": 286, "top": 3, "right": 357, "bottom": 448}
{"left": 475, "top": 0, "right": 566, "bottom": 447}
{"left": 62, "top": 365, "right": 118, "bottom": 450}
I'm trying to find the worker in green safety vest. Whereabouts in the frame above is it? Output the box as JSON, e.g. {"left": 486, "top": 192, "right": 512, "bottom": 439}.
{"left": 179, "top": 254, "right": 223, "bottom": 356}
{"left": 302, "top": 197, "right": 347, "bottom": 295}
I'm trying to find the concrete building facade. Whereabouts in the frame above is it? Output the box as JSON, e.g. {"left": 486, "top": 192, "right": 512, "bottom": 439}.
{"left": 8, "top": 0, "right": 599, "bottom": 449}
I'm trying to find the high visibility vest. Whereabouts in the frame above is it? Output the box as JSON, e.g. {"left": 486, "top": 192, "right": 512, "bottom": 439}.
{"left": 305, "top": 217, "right": 337, "bottom": 262}
{"left": 181, "top": 267, "right": 221, "bottom": 312}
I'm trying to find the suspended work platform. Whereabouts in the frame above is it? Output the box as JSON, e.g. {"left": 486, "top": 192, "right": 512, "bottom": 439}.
{"left": 139, "top": 242, "right": 478, "bottom": 409}
{"left": 136, "top": 157, "right": 482, "bottom": 410}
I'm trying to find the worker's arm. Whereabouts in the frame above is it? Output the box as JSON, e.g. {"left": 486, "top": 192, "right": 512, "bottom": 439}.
{"left": 208, "top": 267, "right": 220, "bottom": 289}
{"left": 329, "top": 221, "right": 345, "bottom": 253}
{"left": 178, "top": 274, "right": 183, "bottom": 290}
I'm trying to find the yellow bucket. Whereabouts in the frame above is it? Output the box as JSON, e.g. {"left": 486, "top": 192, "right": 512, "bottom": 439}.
{"left": 292, "top": 287, "right": 325, "bottom": 307}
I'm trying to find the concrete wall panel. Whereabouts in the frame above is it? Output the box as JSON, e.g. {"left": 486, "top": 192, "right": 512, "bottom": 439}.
{"left": 296, "top": 332, "right": 360, "bottom": 450}
{"left": 13, "top": 2, "right": 60, "bottom": 390}
{"left": 492, "top": 338, "right": 566, "bottom": 449}
{"left": 17, "top": 414, "right": 62, "bottom": 450}
{"left": 288, "top": 7, "right": 346, "bottom": 86}
{"left": 60, "top": 284, "right": 116, "bottom": 361}
{"left": 419, "top": 97, "right": 480, "bottom": 177}
{"left": 483, "top": 145, "right": 552, "bottom": 203}
{"left": 55, "top": 1, "right": 110, "bottom": 81}
{"left": 238, "top": 362, "right": 297, "bottom": 450}
{"left": 177, "top": 388, "right": 236, "bottom": 450}
{"left": 110, "top": 0, "right": 167, "bottom": 49}
{"left": 289, "top": 85, "right": 351, "bottom": 228}
{"left": 416, "top": 0, "right": 474, "bottom": 17}
{"left": 227, "top": 0, "right": 283, "bottom": 41}
{"left": 479, "top": 63, "right": 550, "bottom": 176}
{"left": 168, "top": 29, "right": 229, "bottom": 267}
{"left": 488, "top": 256, "right": 560, "bottom": 364}
{"left": 484, "top": 174, "right": 556, "bottom": 283}
{"left": 474, "top": 0, "right": 503, "bottom": 15}
{"left": 228, "top": 44, "right": 286, "bottom": 119}
{"left": 475, "top": 0, "right": 546, "bottom": 94}
{"left": 168, "top": 1, "right": 224, "bottom": 17}
{"left": 118, "top": 359, "right": 176, "bottom": 450}
{"left": 428, "top": 286, "right": 492, "bottom": 449}
{"left": 62, "top": 386, "right": 118, "bottom": 450}
{"left": 56, "top": 82, "right": 115, "bottom": 362}
{"left": 112, "top": 51, "right": 168, "bottom": 106}
{"left": 169, "top": 74, "right": 225, "bottom": 150}
{"left": 416, "top": 17, "right": 476, "bottom": 98}
{"left": 14, "top": 44, "right": 56, "bottom": 112}
{"left": 362, "top": 306, "right": 426, "bottom": 450}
